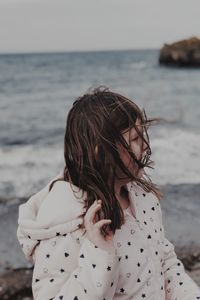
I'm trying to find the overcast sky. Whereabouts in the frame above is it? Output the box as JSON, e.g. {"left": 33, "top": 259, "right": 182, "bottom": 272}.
{"left": 0, "top": 0, "right": 199, "bottom": 54}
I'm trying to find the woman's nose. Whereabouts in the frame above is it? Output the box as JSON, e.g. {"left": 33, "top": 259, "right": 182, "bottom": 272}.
{"left": 142, "top": 141, "right": 148, "bottom": 152}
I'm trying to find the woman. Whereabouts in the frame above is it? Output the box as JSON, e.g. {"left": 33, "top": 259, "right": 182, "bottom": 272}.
{"left": 17, "top": 87, "right": 200, "bottom": 299}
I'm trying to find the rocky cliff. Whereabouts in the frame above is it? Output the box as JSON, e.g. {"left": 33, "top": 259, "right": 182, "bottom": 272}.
{"left": 159, "top": 37, "right": 200, "bottom": 67}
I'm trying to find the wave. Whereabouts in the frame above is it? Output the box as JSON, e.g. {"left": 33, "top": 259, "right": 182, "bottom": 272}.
{"left": 0, "top": 127, "right": 199, "bottom": 200}
{"left": 148, "top": 127, "right": 200, "bottom": 185}
{"left": 129, "top": 61, "right": 147, "bottom": 70}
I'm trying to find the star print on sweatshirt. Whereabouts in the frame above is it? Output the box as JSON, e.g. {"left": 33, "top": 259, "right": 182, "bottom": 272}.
{"left": 17, "top": 173, "right": 200, "bottom": 300}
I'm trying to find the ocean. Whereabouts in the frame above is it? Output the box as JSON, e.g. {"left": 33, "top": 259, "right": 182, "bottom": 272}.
{"left": 0, "top": 49, "right": 200, "bottom": 255}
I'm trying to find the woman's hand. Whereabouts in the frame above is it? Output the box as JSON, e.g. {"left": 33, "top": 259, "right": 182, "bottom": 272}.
{"left": 83, "top": 199, "right": 115, "bottom": 253}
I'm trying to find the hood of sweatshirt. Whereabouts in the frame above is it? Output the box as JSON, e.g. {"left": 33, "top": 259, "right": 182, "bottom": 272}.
{"left": 17, "top": 173, "right": 88, "bottom": 261}
{"left": 17, "top": 173, "right": 133, "bottom": 261}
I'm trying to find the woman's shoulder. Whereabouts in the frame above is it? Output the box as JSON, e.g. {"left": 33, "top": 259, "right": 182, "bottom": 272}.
{"left": 128, "top": 181, "right": 161, "bottom": 213}
{"left": 35, "top": 180, "right": 85, "bottom": 224}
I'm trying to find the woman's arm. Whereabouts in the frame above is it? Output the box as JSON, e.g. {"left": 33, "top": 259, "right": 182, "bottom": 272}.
{"left": 161, "top": 237, "right": 200, "bottom": 300}
{"left": 156, "top": 200, "right": 200, "bottom": 299}
{"left": 31, "top": 233, "right": 120, "bottom": 300}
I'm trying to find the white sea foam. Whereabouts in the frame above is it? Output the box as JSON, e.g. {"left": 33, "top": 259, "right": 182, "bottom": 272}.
{"left": 0, "top": 145, "right": 64, "bottom": 199}
{"left": 148, "top": 127, "right": 200, "bottom": 185}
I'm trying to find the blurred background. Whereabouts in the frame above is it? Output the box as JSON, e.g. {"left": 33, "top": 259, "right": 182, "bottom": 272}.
{"left": 0, "top": 0, "right": 200, "bottom": 298}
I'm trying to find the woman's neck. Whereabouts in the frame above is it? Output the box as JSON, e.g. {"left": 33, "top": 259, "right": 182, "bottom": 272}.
{"left": 115, "top": 181, "right": 130, "bottom": 210}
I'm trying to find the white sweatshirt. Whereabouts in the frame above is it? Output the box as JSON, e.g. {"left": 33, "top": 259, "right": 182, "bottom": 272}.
{"left": 17, "top": 175, "right": 200, "bottom": 300}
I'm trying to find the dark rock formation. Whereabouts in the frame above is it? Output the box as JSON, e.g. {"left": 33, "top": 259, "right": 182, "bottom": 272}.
{"left": 0, "top": 267, "right": 33, "bottom": 300}
{"left": 159, "top": 37, "right": 200, "bottom": 67}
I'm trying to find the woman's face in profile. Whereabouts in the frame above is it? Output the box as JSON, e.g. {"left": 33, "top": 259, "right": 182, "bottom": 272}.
{"left": 118, "top": 119, "right": 148, "bottom": 178}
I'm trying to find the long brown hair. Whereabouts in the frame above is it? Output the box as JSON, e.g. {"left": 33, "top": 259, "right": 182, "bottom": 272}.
{"left": 49, "top": 86, "right": 164, "bottom": 237}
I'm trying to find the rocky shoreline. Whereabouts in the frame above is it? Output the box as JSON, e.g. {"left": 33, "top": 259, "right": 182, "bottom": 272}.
{"left": 0, "top": 246, "right": 200, "bottom": 300}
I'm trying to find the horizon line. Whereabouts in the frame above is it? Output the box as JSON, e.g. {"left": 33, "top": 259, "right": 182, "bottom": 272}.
{"left": 0, "top": 47, "right": 160, "bottom": 56}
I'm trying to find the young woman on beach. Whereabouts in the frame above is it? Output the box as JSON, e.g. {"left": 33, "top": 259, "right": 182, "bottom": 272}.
{"left": 17, "top": 87, "right": 200, "bottom": 300}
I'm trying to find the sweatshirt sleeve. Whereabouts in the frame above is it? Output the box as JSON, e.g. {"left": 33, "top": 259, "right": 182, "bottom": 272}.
{"left": 156, "top": 200, "right": 200, "bottom": 299}
{"left": 32, "top": 232, "right": 120, "bottom": 300}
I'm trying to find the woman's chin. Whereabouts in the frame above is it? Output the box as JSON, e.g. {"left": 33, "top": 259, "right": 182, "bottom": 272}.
{"left": 137, "top": 168, "right": 144, "bottom": 178}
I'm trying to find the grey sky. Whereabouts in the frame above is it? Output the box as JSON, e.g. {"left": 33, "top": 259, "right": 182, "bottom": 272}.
{"left": 0, "top": 0, "right": 199, "bottom": 54}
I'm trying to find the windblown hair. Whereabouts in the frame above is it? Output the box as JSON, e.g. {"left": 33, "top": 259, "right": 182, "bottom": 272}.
{"left": 49, "top": 86, "right": 164, "bottom": 237}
